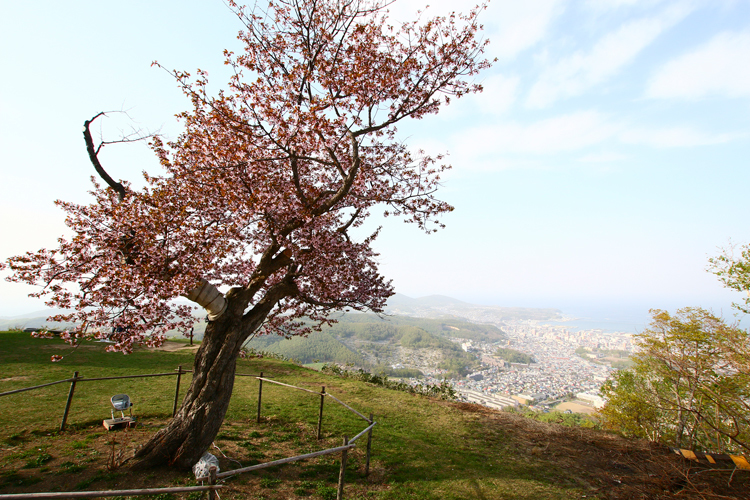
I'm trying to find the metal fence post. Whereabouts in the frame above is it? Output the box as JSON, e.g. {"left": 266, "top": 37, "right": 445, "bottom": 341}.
{"left": 60, "top": 371, "right": 79, "bottom": 432}
{"left": 337, "top": 436, "right": 348, "bottom": 500}
{"left": 365, "top": 413, "right": 373, "bottom": 477}
{"left": 317, "top": 386, "right": 325, "bottom": 439}
{"left": 172, "top": 365, "right": 183, "bottom": 417}
{"left": 256, "top": 371, "right": 263, "bottom": 423}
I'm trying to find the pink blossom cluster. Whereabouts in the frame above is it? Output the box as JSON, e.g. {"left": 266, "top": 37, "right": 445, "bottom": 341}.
{"left": 3, "top": 0, "right": 491, "bottom": 353}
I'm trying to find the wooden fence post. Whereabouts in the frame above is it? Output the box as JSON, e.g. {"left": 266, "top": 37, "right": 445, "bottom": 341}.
{"left": 317, "top": 386, "right": 325, "bottom": 439}
{"left": 208, "top": 466, "right": 217, "bottom": 500}
{"left": 60, "top": 371, "right": 79, "bottom": 432}
{"left": 337, "top": 436, "right": 348, "bottom": 500}
{"left": 172, "top": 365, "right": 183, "bottom": 417}
{"left": 256, "top": 371, "right": 263, "bottom": 423}
{"left": 365, "top": 413, "right": 373, "bottom": 477}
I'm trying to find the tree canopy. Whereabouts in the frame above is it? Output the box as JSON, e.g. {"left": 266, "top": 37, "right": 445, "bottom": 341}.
{"left": 2, "top": 0, "right": 491, "bottom": 468}
{"left": 599, "top": 308, "right": 750, "bottom": 454}
{"left": 3, "top": 0, "right": 490, "bottom": 351}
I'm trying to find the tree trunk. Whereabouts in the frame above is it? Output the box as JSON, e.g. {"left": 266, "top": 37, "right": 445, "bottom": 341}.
{"left": 130, "top": 278, "right": 293, "bottom": 470}
{"left": 132, "top": 312, "right": 245, "bottom": 469}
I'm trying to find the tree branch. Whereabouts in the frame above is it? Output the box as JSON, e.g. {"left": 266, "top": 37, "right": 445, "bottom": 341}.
{"left": 83, "top": 113, "right": 127, "bottom": 202}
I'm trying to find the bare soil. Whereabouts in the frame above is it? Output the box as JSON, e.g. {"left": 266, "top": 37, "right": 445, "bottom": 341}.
{"left": 452, "top": 402, "right": 750, "bottom": 499}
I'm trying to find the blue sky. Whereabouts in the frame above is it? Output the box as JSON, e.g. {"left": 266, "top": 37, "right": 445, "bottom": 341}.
{"left": 1, "top": 0, "right": 749, "bottom": 326}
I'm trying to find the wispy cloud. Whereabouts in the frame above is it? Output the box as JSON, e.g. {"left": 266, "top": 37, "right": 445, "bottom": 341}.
{"left": 486, "top": 0, "right": 567, "bottom": 60}
{"left": 646, "top": 30, "right": 750, "bottom": 99}
{"left": 476, "top": 74, "right": 520, "bottom": 114}
{"left": 446, "top": 109, "right": 745, "bottom": 171}
{"left": 585, "top": 0, "right": 671, "bottom": 10}
{"left": 619, "top": 126, "right": 747, "bottom": 147}
{"left": 526, "top": 3, "right": 693, "bottom": 108}
{"left": 578, "top": 152, "right": 628, "bottom": 162}
{"left": 452, "top": 111, "right": 617, "bottom": 158}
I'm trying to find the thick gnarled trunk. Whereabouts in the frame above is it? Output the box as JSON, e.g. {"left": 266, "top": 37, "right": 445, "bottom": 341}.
{"left": 132, "top": 313, "right": 244, "bottom": 469}
{"left": 131, "top": 279, "right": 293, "bottom": 470}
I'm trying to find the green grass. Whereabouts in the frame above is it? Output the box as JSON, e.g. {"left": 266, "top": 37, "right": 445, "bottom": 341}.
{"left": 0, "top": 331, "right": 742, "bottom": 499}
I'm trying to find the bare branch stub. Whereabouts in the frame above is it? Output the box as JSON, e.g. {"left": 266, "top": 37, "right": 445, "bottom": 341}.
{"left": 7, "top": 0, "right": 493, "bottom": 469}
{"left": 83, "top": 111, "right": 158, "bottom": 202}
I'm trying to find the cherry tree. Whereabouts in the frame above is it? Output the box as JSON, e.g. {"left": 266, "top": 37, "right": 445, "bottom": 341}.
{"left": 4, "top": 0, "right": 490, "bottom": 468}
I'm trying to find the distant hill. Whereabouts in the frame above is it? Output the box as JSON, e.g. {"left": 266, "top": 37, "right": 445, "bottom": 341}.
{"left": 242, "top": 313, "right": 501, "bottom": 377}
{"left": 385, "top": 293, "right": 561, "bottom": 321}
{"left": 1, "top": 293, "right": 560, "bottom": 339}
{"left": 385, "top": 294, "right": 472, "bottom": 309}
{"left": 0, "top": 309, "right": 77, "bottom": 332}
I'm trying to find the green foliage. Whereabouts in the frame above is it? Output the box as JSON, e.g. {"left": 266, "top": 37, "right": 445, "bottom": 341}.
{"left": 329, "top": 313, "right": 506, "bottom": 342}
{"left": 599, "top": 308, "right": 750, "bottom": 453}
{"left": 436, "top": 354, "right": 477, "bottom": 378}
{"left": 374, "top": 366, "right": 423, "bottom": 379}
{"left": 240, "top": 313, "right": 483, "bottom": 378}
{"left": 260, "top": 476, "right": 282, "bottom": 488}
{"left": 598, "top": 349, "right": 630, "bottom": 358}
{"left": 494, "top": 348, "right": 535, "bottom": 364}
{"left": 57, "top": 461, "right": 87, "bottom": 474}
{"left": 609, "top": 359, "right": 633, "bottom": 370}
{"left": 244, "top": 331, "right": 363, "bottom": 365}
{"left": 22, "top": 452, "right": 52, "bottom": 469}
{"left": 399, "top": 326, "right": 444, "bottom": 348}
{"left": 599, "top": 370, "right": 665, "bottom": 441}
{"left": 710, "top": 245, "right": 750, "bottom": 314}
{"left": 316, "top": 484, "right": 337, "bottom": 500}
{"left": 321, "top": 365, "right": 457, "bottom": 401}
{"left": 2, "top": 471, "right": 42, "bottom": 487}
{"left": 507, "top": 409, "right": 598, "bottom": 429}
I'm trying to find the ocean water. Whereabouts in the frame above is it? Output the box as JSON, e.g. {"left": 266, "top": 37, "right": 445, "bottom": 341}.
{"left": 545, "top": 305, "right": 653, "bottom": 334}
{"left": 544, "top": 302, "right": 749, "bottom": 334}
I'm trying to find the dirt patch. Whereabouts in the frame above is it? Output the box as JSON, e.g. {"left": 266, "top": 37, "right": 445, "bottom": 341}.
{"left": 555, "top": 401, "right": 597, "bottom": 415}
{"left": 0, "top": 377, "right": 29, "bottom": 383}
{"left": 151, "top": 341, "right": 200, "bottom": 352}
{"left": 449, "top": 402, "right": 749, "bottom": 499}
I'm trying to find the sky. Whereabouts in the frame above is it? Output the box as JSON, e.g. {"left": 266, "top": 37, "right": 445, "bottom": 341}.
{"left": 1, "top": 0, "right": 749, "bottom": 328}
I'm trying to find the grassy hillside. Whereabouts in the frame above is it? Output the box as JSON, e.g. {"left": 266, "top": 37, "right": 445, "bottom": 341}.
{"left": 331, "top": 313, "right": 506, "bottom": 342}
{"left": 0, "top": 331, "right": 745, "bottom": 499}
{"left": 244, "top": 314, "right": 493, "bottom": 376}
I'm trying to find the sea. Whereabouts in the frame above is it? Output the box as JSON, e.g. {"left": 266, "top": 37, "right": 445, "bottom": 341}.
{"left": 544, "top": 305, "right": 653, "bottom": 334}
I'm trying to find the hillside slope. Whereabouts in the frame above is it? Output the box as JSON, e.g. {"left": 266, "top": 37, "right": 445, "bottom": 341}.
{"left": 244, "top": 313, "right": 497, "bottom": 376}
{"left": 0, "top": 331, "right": 745, "bottom": 499}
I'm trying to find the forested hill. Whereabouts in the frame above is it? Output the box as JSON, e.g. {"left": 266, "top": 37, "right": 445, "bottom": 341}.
{"left": 330, "top": 313, "right": 506, "bottom": 342}
{"left": 243, "top": 313, "right": 505, "bottom": 378}
{"left": 385, "top": 293, "right": 561, "bottom": 321}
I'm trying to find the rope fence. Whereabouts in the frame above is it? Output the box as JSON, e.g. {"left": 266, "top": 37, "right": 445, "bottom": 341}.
{"left": 0, "top": 367, "right": 261, "bottom": 431}
{"left": 0, "top": 367, "right": 377, "bottom": 499}
{"left": 224, "top": 373, "right": 377, "bottom": 500}
{"left": 0, "top": 485, "right": 223, "bottom": 500}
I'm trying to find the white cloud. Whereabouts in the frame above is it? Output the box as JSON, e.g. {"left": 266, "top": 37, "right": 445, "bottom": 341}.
{"left": 646, "top": 30, "right": 750, "bottom": 99}
{"left": 386, "top": 0, "right": 567, "bottom": 60}
{"left": 476, "top": 74, "right": 520, "bottom": 114}
{"left": 585, "top": 0, "right": 670, "bottom": 10}
{"left": 578, "top": 152, "right": 628, "bottom": 162}
{"left": 619, "top": 126, "right": 746, "bottom": 147}
{"left": 444, "top": 109, "right": 744, "bottom": 170}
{"left": 487, "top": 0, "right": 568, "bottom": 60}
{"left": 526, "top": 3, "right": 693, "bottom": 108}
{"left": 452, "top": 110, "right": 617, "bottom": 159}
